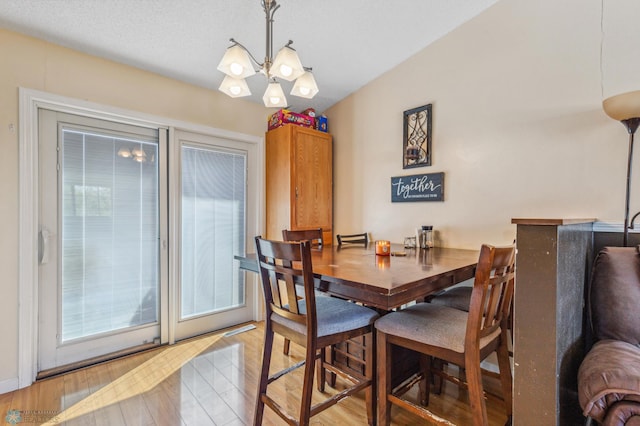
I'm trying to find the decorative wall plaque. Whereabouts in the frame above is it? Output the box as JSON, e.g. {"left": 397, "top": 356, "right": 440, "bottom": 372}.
{"left": 391, "top": 172, "right": 444, "bottom": 202}
{"left": 403, "top": 104, "right": 432, "bottom": 169}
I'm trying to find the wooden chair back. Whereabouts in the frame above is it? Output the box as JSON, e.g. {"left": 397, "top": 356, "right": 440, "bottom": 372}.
{"left": 282, "top": 228, "right": 323, "bottom": 248}
{"left": 278, "top": 228, "right": 322, "bottom": 354}
{"left": 337, "top": 232, "right": 368, "bottom": 247}
{"left": 466, "top": 244, "right": 516, "bottom": 347}
{"left": 255, "top": 237, "right": 317, "bottom": 335}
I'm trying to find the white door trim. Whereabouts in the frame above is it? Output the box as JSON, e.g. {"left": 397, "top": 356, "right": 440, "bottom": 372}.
{"left": 18, "top": 87, "right": 263, "bottom": 388}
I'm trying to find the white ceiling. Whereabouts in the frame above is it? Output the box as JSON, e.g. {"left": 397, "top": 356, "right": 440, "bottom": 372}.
{"left": 0, "top": 0, "right": 498, "bottom": 114}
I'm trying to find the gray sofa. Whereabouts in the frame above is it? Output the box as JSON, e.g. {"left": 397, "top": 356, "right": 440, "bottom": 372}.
{"left": 578, "top": 246, "right": 640, "bottom": 425}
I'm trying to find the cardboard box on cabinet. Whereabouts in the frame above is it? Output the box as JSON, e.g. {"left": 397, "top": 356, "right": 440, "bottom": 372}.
{"left": 315, "top": 115, "right": 328, "bottom": 132}
{"left": 268, "top": 109, "right": 315, "bottom": 130}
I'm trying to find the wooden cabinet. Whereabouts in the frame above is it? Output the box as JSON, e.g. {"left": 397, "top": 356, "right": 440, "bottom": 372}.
{"left": 265, "top": 125, "right": 333, "bottom": 245}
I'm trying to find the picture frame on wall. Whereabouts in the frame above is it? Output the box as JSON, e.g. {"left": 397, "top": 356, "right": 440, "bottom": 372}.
{"left": 403, "top": 103, "right": 432, "bottom": 169}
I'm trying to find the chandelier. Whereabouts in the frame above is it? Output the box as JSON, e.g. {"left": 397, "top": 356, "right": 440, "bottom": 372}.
{"left": 217, "top": 0, "right": 319, "bottom": 108}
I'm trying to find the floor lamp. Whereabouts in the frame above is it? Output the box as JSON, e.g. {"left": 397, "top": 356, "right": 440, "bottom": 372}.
{"left": 603, "top": 90, "right": 640, "bottom": 247}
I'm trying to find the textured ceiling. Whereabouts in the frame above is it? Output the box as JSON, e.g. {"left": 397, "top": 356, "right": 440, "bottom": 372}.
{"left": 0, "top": 0, "right": 498, "bottom": 114}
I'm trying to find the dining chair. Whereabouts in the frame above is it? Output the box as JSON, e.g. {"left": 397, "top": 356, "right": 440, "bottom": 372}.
{"left": 375, "top": 244, "right": 515, "bottom": 426}
{"left": 429, "top": 240, "right": 517, "bottom": 353}
{"left": 336, "top": 232, "right": 368, "bottom": 247}
{"left": 281, "top": 228, "right": 324, "bottom": 355}
{"left": 429, "top": 286, "right": 514, "bottom": 344}
{"left": 282, "top": 228, "right": 323, "bottom": 247}
{"left": 254, "top": 237, "right": 379, "bottom": 426}
{"left": 426, "top": 284, "right": 514, "bottom": 397}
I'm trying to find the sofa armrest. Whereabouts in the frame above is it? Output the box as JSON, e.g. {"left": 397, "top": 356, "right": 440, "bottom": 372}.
{"left": 603, "top": 401, "right": 640, "bottom": 426}
{"left": 579, "top": 340, "right": 640, "bottom": 424}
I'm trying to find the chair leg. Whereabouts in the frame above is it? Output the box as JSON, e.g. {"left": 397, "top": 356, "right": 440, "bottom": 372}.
{"left": 283, "top": 338, "right": 291, "bottom": 355}
{"left": 497, "top": 337, "right": 513, "bottom": 419}
{"left": 376, "top": 330, "right": 392, "bottom": 426}
{"left": 418, "top": 354, "right": 431, "bottom": 406}
{"left": 365, "top": 331, "right": 376, "bottom": 426}
{"left": 317, "top": 347, "right": 326, "bottom": 392}
{"left": 465, "top": 352, "right": 489, "bottom": 426}
{"left": 254, "top": 327, "right": 275, "bottom": 426}
{"left": 299, "top": 343, "right": 318, "bottom": 426}
{"left": 431, "top": 358, "right": 444, "bottom": 395}
{"left": 316, "top": 345, "right": 338, "bottom": 392}
{"left": 327, "top": 344, "right": 337, "bottom": 387}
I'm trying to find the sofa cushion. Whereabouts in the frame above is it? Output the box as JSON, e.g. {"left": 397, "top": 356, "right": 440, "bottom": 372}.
{"left": 589, "top": 247, "right": 640, "bottom": 345}
{"left": 578, "top": 340, "right": 640, "bottom": 423}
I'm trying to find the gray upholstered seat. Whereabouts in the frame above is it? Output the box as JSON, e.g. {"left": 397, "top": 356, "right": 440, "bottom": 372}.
{"left": 375, "top": 303, "right": 500, "bottom": 354}
{"left": 275, "top": 296, "right": 379, "bottom": 337}
{"left": 428, "top": 285, "right": 472, "bottom": 312}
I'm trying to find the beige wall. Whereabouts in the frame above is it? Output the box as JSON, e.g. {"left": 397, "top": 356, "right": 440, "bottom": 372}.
{"left": 326, "top": 0, "right": 638, "bottom": 250}
{"left": 0, "top": 29, "right": 269, "bottom": 388}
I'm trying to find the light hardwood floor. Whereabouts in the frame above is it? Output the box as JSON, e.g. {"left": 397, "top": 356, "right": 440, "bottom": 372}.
{"left": 0, "top": 322, "right": 508, "bottom": 425}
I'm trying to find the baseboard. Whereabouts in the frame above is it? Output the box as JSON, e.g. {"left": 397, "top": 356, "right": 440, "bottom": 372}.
{"left": 0, "top": 377, "right": 19, "bottom": 395}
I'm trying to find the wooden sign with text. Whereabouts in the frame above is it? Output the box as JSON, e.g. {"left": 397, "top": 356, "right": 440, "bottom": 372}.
{"left": 391, "top": 172, "right": 444, "bottom": 202}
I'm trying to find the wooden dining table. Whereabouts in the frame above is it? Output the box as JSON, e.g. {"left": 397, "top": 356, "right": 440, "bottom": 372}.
{"left": 235, "top": 243, "right": 479, "bottom": 310}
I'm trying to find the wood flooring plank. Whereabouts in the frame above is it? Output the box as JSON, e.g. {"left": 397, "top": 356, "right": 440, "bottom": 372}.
{"left": 36, "top": 377, "right": 64, "bottom": 411}
{"left": 141, "top": 384, "right": 184, "bottom": 426}
{"left": 186, "top": 347, "right": 243, "bottom": 425}
{"left": 180, "top": 361, "right": 237, "bottom": 425}
{"left": 63, "top": 370, "right": 91, "bottom": 406}
{"left": 0, "top": 390, "right": 14, "bottom": 419}
{"left": 107, "top": 355, "right": 158, "bottom": 426}
{"left": 84, "top": 362, "right": 127, "bottom": 426}
{"left": 195, "top": 384, "right": 240, "bottom": 426}
{"left": 5, "top": 380, "right": 40, "bottom": 424}
{"left": 158, "top": 363, "right": 215, "bottom": 426}
{"left": 35, "top": 376, "right": 65, "bottom": 424}
{"left": 60, "top": 369, "right": 102, "bottom": 425}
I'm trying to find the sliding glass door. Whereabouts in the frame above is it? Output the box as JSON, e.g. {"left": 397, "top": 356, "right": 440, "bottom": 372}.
{"left": 38, "top": 110, "right": 167, "bottom": 371}
{"left": 37, "top": 111, "right": 256, "bottom": 373}
{"left": 172, "top": 130, "right": 255, "bottom": 341}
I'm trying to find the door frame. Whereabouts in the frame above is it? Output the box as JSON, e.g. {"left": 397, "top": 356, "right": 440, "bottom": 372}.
{"left": 18, "top": 87, "right": 264, "bottom": 388}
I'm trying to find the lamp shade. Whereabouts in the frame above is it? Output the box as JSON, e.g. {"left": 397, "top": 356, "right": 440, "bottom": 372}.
{"left": 290, "top": 71, "right": 319, "bottom": 99}
{"left": 217, "top": 44, "right": 256, "bottom": 79}
{"left": 219, "top": 75, "right": 251, "bottom": 98}
{"left": 131, "top": 147, "right": 147, "bottom": 162}
{"left": 270, "top": 46, "right": 305, "bottom": 81}
{"left": 117, "top": 147, "right": 132, "bottom": 158}
{"left": 262, "top": 82, "right": 288, "bottom": 108}
{"left": 603, "top": 90, "right": 640, "bottom": 121}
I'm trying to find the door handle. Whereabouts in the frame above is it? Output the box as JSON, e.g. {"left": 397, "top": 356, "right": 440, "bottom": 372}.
{"left": 39, "top": 228, "right": 50, "bottom": 265}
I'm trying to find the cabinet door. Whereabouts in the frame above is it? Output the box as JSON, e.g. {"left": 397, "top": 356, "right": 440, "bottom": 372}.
{"left": 292, "top": 130, "right": 332, "bottom": 232}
